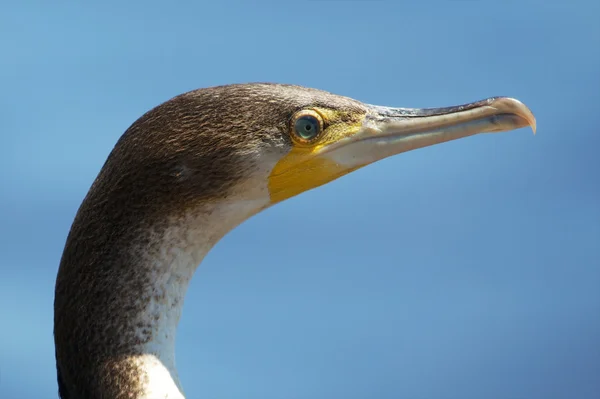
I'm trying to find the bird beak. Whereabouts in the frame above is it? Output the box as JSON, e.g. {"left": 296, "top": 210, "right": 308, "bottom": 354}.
{"left": 325, "top": 97, "right": 536, "bottom": 168}
{"left": 269, "top": 96, "right": 535, "bottom": 204}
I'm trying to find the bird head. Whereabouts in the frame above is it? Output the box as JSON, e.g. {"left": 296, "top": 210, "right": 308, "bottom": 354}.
{"left": 95, "top": 83, "right": 535, "bottom": 228}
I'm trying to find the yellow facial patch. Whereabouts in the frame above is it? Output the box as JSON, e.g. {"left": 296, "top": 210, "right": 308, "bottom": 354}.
{"left": 268, "top": 107, "right": 366, "bottom": 204}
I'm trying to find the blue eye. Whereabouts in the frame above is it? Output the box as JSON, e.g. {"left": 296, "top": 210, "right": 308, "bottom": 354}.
{"left": 294, "top": 114, "right": 321, "bottom": 141}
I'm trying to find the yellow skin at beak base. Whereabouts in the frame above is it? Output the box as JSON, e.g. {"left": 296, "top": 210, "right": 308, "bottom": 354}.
{"left": 268, "top": 108, "right": 366, "bottom": 204}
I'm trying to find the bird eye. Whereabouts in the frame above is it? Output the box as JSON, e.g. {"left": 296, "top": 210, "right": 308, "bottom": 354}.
{"left": 291, "top": 111, "right": 323, "bottom": 143}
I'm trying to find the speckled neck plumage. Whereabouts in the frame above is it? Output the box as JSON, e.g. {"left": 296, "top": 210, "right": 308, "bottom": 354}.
{"left": 55, "top": 186, "right": 274, "bottom": 399}
{"left": 56, "top": 202, "right": 264, "bottom": 399}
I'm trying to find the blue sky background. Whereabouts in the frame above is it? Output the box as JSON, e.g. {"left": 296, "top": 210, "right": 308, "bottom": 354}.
{"left": 1, "top": 1, "right": 599, "bottom": 398}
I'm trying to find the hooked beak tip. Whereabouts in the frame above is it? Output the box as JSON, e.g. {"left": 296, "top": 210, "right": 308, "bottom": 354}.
{"left": 489, "top": 97, "right": 536, "bottom": 135}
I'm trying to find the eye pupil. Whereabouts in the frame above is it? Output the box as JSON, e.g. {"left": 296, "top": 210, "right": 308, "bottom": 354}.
{"left": 294, "top": 115, "right": 320, "bottom": 140}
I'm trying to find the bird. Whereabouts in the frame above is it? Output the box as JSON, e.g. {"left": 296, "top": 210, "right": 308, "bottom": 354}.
{"left": 54, "top": 82, "right": 536, "bottom": 399}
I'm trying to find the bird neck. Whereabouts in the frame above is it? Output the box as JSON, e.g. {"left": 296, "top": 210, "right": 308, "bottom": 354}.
{"left": 55, "top": 198, "right": 269, "bottom": 399}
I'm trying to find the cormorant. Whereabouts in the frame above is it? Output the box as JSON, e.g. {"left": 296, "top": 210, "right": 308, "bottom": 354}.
{"left": 54, "top": 83, "right": 536, "bottom": 399}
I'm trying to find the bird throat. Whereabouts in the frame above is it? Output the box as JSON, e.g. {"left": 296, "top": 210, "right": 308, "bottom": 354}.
{"left": 127, "top": 212, "right": 210, "bottom": 399}
{"left": 120, "top": 201, "right": 267, "bottom": 398}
